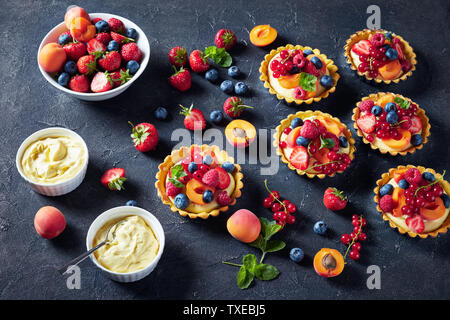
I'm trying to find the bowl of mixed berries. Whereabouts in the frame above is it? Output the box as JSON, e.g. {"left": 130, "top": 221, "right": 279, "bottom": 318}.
{"left": 37, "top": 6, "right": 149, "bottom": 101}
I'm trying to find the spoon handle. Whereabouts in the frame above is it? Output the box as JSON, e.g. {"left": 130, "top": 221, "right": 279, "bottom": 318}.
{"left": 57, "top": 241, "right": 106, "bottom": 275}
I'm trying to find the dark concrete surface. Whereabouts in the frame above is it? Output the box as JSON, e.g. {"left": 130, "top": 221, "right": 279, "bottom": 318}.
{"left": 0, "top": 0, "right": 449, "bottom": 299}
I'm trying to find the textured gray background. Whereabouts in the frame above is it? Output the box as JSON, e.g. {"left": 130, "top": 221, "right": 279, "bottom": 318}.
{"left": 0, "top": 0, "right": 449, "bottom": 299}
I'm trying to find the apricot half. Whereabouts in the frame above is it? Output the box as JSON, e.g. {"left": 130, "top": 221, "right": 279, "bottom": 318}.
{"left": 278, "top": 73, "right": 300, "bottom": 89}
{"left": 421, "top": 197, "right": 446, "bottom": 220}
{"left": 377, "top": 93, "right": 395, "bottom": 108}
{"left": 186, "top": 178, "right": 215, "bottom": 205}
{"left": 378, "top": 60, "right": 402, "bottom": 80}
{"left": 225, "top": 120, "right": 256, "bottom": 148}
{"left": 313, "top": 248, "right": 344, "bottom": 278}
{"left": 34, "top": 206, "right": 66, "bottom": 239}
{"left": 318, "top": 117, "right": 344, "bottom": 137}
{"left": 38, "top": 43, "right": 67, "bottom": 73}
{"left": 250, "top": 25, "right": 277, "bottom": 47}
{"left": 70, "top": 17, "right": 96, "bottom": 42}
{"left": 382, "top": 129, "right": 411, "bottom": 150}
{"left": 392, "top": 188, "right": 405, "bottom": 217}
{"left": 64, "top": 6, "right": 90, "bottom": 29}
{"left": 227, "top": 209, "right": 261, "bottom": 243}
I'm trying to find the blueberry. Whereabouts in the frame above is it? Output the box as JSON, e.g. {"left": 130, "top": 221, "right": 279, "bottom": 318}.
{"left": 220, "top": 80, "right": 234, "bottom": 93}
{"left": 210, "top": 110, "right": 223, "bottom": 124}
{"left": 383, "top": 44, "right": 391, "bottom": 51}
{"left": 203, "top": 155, "right": 213, "bottom": 166}
{"left": 227, "top": 66, "right": 240, "bottom": 78}
{"left": 58, "top": 33, "right": 71, "bottom": 46}
{"left": 95, "top": 20, "right": 109, "bottom": 33}
{"left": 126, "top": 28, "right": 138, "bottom": 40}
{"left": 289, "top": 248, "right": 304, "bottom": 263}
{"left": 303, "top": 49, "right": 313, "bottom": 56}
{"left": 386, "top": 111, "right": 399, "bottom": 124}
{"left": 205, "top": 68, "right": 219, "bottom": 83}
{"left": 107, "top": 40, "right": 120, "bottom": 52}
{"left": 398, "top": 179, "right": 409, "bottom": 190}
{"left": 290, "top": 117, "right": 303, "bottom": 128}
{"left": 339, "top": 136, "right": 348, "bottom": 148}
{"left": 384, "top": 32, "right": 392, "bottom": 41}
{"left": 234, "top": 82, "right": 248, "bottom": 95}
{"left": 222, "top": 161, "right": 235, "bottom": 173}
{"left": 126, "top": 60, "right": 140, "bottom": 74}
{"left": 188, "top": 162, "right": 198, "bottom": 173}
{"left": 422, "top": 172, "right": 435, "bottom": 182}
{"left": 319, "top": 75, "right": 333, "bottom": 88}
{"left": 384, "top": 102, "right": 397, "bottom": 113}
{"left": 296, "top": 136, "right": 310, "bottom": 147}
{"left": 379, "top": 183, "right": 394, "bottom": 196}
{"left": 174, "top": 194, "right": 189, "bottom": 209}
{"left": 313, "top": 221, "right": 327, "bottom": 235}
{"left": 385, "top": 48, "right": 398, "bottom": 60}
{"left": 310, "top": 56, "right": 323, "bottom": 70}
{"left": 411, "top": 134, "right": 423, "bottom": 146}
{"left": 64, "top": 61, "right": 77, "bottom": 75}
{"left": 441, "top": 194, "right": 450, "bottom": 208}
{"left": 154, "top": 107, "right": 168, "bottom": 120}
{"left": 202, "top": 190, "right": 214, "bottom": 203}
{"left": 288, "top": 66, "right": 300, "bottom": 74}
{"left": 126, "top": 200, "right": 137, "bottom": 206}
{"left": 57, "top": 73, "right": 70, "bottom": 86}
{"left": 371, "top": 105, "right": 383, "bottom": 116}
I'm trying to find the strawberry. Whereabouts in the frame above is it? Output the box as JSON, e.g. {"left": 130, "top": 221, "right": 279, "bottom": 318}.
{"left": 110, "top": 68, "right": 131, "bottom": 87}
{"left": 129, "top": 122, "right": 158, "bottom": 152}
{"left": 110, "top": 31, "right": 134, "bottom": 44}
{"left": 63, "top": 42, "right": 87, "bottom": 61}
{"left": 166, "top": 181, "right": 182, "bottom": 197}
{"left": 409, "top": 115, "right": 422, "bottom": 134}
{"left": 394, "top": 41, "right": 405, "bottom": 60}
{"left": 169, "top": 67, "right": 191, "bottom": 91}
{"left": 90, "top": 72, "right": 114, "bottom": 93}
{"left": 215, "top": 29, "right": 237, "bottom": 50}
{"left": 168, "top": 46, "right": 188, "bottom": 67}
{"left": 223, "top": 97, "right": 253, "bottom": 118}
{"left": 107, "top": 17, "right": 125, "bottom": 34}
{"left": 98, "top": 51, "right": 122, "bottom": 71}
{"left": 303, "top": 60, "right": 320, "bottom": 77}
{"left": 299, "top": 120, "right": 319, "bottom": 140}
{"left": 323, "top": 187, "right": 347, "bottom": 211}
{"left": 69, "top": 75, "right": 89, "bottom": 93}
{"left": 189, "top": 50, "right": 210, "bottom": 73}
{"left": 217, "top": 191, "right": 232, "bottom": 206}
{"left": 121, "top": 42, "right": 142, "bottom": 62}
{"left": 96, "top": 32, "right": 112, "bottom": 46}
{"left": 215, "top": 167, "right": 231, "bottom": 189}
{"left": 101, "top": 168, "right": 127, "bottom": 191}
{"left": 356, "top": 114, "right": 376, "bottom": 134}
{"left": 77, "top": 55, "right": 97, "bottom": 75}
{"left": 202, "top": 169, "right": 219, "bottom": 188}
{"left": 289, "top": 146, "right": 309, "bottom": 170}
{"left": 91, "top": 18, "right": 103, "bottom": 24}
{"left": 179, "top": 104, "right": 206, "bottom": 131}
{"left": 87, "top": 39, "right": 106, "bottom": 55}
{"left": 406, "top": 215, "right": 425, "bottom": 233}
{"left": 352, "top": 39, "right": 371, "bottom": 56}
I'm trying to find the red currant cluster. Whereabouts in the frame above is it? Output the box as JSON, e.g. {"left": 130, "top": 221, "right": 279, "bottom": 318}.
{"left": 269, "top": 49, "right": 306, "bottom": 78}
{"left": 358, "top": 46, "right": 388, "bottom": 78}
{"left": 340, "top": 215, "right": 367, "bottom": 261}
{"left": 263, "top": 179, "right": 296, "bottom": 227}
{"left": 311, "top": 151, "right": 352, "bottom": 175}
{"left": 401, "top": 177, "right": 444, "bottom": 217}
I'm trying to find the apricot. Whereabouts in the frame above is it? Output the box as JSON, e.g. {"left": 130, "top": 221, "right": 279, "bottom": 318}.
{"left": 378, "top": 60, "right": 402, "bottom": 80}
{"left": 64, "top": 6, "right": 90, "bottom": 29}
{"left": 377, "top": 93, "right": 395, "bottom": 108}
{"left": 313, "top": 248, "right": 344, "bottom": 278}
{"left": 38, "top": 43, "right": 67, "bottom": 73}
{"left": 186, "top": 178, "right": 215, "bottom": 205}
{"left": 392, "top": 188, "right": 405, "bottom": 217}
{"left": 70, "top": 17, "right": 96, "bottom": 42}
{"left": 318, "top": 117, "right": 344, "bottom": 137}
{"left": 278, "top": 73, "right": 300, "bottom": 89}
{"left": 225, "top": 120, "right": 256, "bottom": 148}
{"left": 34, "top": 206, "right": 66, "bottom": 239}
{"left": 421, "top": 197, "right": 446, "bottom": 220}
{"left": 312, "top": 147, "right": 330, "bottom": 164}
{"left": 227, "top": 209, "right": 261, "bottom": 243}
{"left": 250, "top": 25, "right": 277, "bottom": 47}
{"left": 393, "top": 169, "right": 407, "bottom": 183}
{"left": 382, "top": 129, "right": 411, "bottom": 150}
{"left": 286, "top": 126, "right": 301, "bottom": 148}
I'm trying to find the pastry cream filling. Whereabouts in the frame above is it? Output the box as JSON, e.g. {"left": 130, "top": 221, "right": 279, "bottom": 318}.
{"left": 93, "top": 215, "right": 159, "bottom": 273}
{"left": 350, "top": 51, "right": 403, "bottom": 80}
{"left": 384, "top": 177, "right": 449, "bottom": 233}
{"left": 21, "top": 136, "right": 86, "bottom": 184}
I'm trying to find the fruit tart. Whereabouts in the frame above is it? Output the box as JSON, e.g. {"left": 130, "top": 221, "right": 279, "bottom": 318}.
{"left": 344, "top": 29, "right": 416, "bottom": 83}
{"left": 353, "top": 92, "right": 430, "bottom": 156}
{"left": 155, "top": 144, "right": 243, "bottom": 219}
{"left": 260, "top": 44, "right": 339, "bottom": 105}
{"left": 374, "top": 165, "right": 450, "bottom": 238}
{"left": 274, "top": 111, "right": 356, "bottom": 178}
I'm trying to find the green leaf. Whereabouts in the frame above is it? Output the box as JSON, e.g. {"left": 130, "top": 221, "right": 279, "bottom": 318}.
{"left": 249, "top": 234, "right": 265, "bottom": 251}
{"left": 259, "top": 217, "right": 281, "bottom": 241}
{"left": 265, "top": 239, "right": 286, "bottom": 253}
{"left": 254, "top": 264, "right": 280, "bottom": 281}
{"left": 319, "top": 135, "right": 335, "bottom": 150}
{"left": 237, "top": 266, "right": 254, "bottom": 289}
{"left": 204, "top": 46, "right": 232, "bottom": 67}
{"left": 168, "top": 177, "right": 184, "bottom": 188}
{"left": 169, "top": 164, "right": 187, "bottom": 187}
{"left": 298, "top": 72, "right": 317, "bottom": 92}
{"left": 394, "top": 97, "right": 410, "bottom": 110}
{"left": 242, "top": 254, "right": 258, "bottom": 274}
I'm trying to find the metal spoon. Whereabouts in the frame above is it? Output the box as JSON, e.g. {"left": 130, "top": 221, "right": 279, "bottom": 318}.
{"left": 57, "top": 219, "right": 126, "bottom": 275}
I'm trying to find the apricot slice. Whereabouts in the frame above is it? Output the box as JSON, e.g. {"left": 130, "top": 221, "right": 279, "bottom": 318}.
{"left": 312, "top": 147, "right": 330, "bottom": 164}
{"left": 421, "top": 197, "right": 446, "bottom": 220}
{"left": 227, "top": 209, "right": 261, "bottom": 243}
{"left": 225, "top": 120, "right": 256, "bottom": 148}
{"left": 278, "top": 73, "right": 300, "bottom": 89}
{"left": 317, "top": 117, "right": 344, "bottom": 137}
{"left": 378, "top": 60, "right": 402, "bottom": 80}
{"left": 392, "top": 188, "right": 405, "bottom": 217}
{"left": 313, "top": 248, "right": 344, "bottom": 278}
{"left": 34, "top": 206, "right": 66, "bottom": 239}
{"left": 250, "top": 25, "right": 277, "bottom": 47}
{"left": 186, "top": 179, "right": 215, "bottom": 205}
{"left": 382, "top": 129, "right": 411, "bottom": 150}
{"left": 70, "top": 17, "right": 96, "bottom": 42}
{"left": 64, "top": 6, "right": 90, "bottom": 29}
{"left": 38, "top": 43, "right": 67, "bottom": 73}
{"left": 377, "top": 93, "right": 395, "bottom": 108}
{"left": 393, "top": 169, "right": 407, "bottom": 183}
{"left": 286, "top": 126, "right": 301, "bottom": 148}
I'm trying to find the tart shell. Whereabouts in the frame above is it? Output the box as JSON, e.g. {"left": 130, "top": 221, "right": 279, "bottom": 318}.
{"left": 344, "top": 29, "right": 417, "bottom": 84}
{"left": 373, "top": 165, "right": 450, "bottom": 238}
{"left": 352, "top": 92, "right": 430, "bottom": 156}
{"left": 259, "top": 44, "right": 340, "bottom": 105}
{"left": 273, "top": 110, "right": 356, "bottom": 179}
{"left": 155, "top": 144, "right": 244, "bottom": 219}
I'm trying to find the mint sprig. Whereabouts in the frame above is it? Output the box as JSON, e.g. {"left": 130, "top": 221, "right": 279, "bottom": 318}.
{"left": 298, "top": 72, "right": 317, "bottom": 92}
{"left": 394, "top": 97, "right": 410, "bottom": 110}
{"left": 319, "top": 136, "right": 335, "bottom": 150}
{"left": 168, "top": 164, "right": 187, "bottom": 188}
{"left": 204, "top": 46, "right": 232, "bottom": 67}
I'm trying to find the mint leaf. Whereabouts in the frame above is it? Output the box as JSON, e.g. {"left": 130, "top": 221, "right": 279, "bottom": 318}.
{"left": 204, "top": 46, "right": 232, "bottom": 67}
{"left": 320, "top": 136, "right": 335, "bottom": 150}
{"left": 242, "top": 254, "right": 258, "bottom": 274}
{"left": 237, "top": 266, "right": 254, "bottom": 289}
{"left": 168, "top": 177, "right": 184, "bottom": 188}
{"left": 254, "top": 264, "right": 280, "bottom": 281}
{"left": 265, "top": 239, "right": 286, "bottom": 253}
{"left": 394, "top": 97, "right": 410, "bottom": 110}
{"left": 249, "top": 234, "right": 265, "bottom": 251}
{"left": 298, "top": 72, "right": 317, "bottom": 92}
{"left": 168, "top": 164, "right": 187, "bottom": 188}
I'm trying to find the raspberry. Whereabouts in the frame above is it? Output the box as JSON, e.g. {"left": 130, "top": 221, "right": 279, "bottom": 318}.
{"left": 217, "top": 191, "right": 232, "bottom": 206}
{"left": 166, "top": 181, "right": 181, "bottom": 197}
{"left": 379, "top": 195, "right": 395, "bottom": 212}
{"left": 405, "top": 168, "right": 423, "bottom": 185}
{"left": 294, "top": 86, "right": 306, "bottom": 100}
{"left": 371, "top": 33, "right": 385, "bottom": 48}
{"left": 293, "top": 53, "right": 306, "bottom": 68}
{"left": 201, "top": 169, "right": 219, "bottom": 188}
{"left": 299, "top": 120, "right": 319, "bottom": 140}
{"left": 359, "top": 100, "right": 375, "bottom": 113}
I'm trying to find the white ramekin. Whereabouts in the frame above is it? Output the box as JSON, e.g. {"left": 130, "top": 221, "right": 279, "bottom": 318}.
{"left": 86, "top": 206, "right": 165, "bottom": 283}
{"left": 15, "top": 127, "right": 89, "bottom": 196}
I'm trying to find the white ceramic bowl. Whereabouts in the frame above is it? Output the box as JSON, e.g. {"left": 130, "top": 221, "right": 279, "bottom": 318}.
{"left": 86, "top": 206, "right": 165, "bottom": 282}
{"left": 37, "top": 13, "right": 150, "bottom": 101}
{"left": 15, "top": 127, "right": 89, "bottom": 196}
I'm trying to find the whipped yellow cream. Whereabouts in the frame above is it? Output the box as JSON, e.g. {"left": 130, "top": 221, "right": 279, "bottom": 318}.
{"left": 21, "top": 136, "right": 86, "bottom": 184}
{"left": 93, "top": 215, "right": 159, "bottom": 273}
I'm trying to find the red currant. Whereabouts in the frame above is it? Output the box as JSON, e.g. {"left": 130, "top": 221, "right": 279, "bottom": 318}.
{"left": 279, "top": 141, "right": 287, "bottom": 148}
{"left": 358, "top": 232, "right": 367, "bottom": 241}
{"left": 263, "top": 197, "right": 273, "bottom": 208}
{"left": 271, "top": 202, "right": 282, "bottom": 212}
{"left": 287, "top": 203, "right": 296, "bottom": 213}
{"left": 349, "top": 250, "right": 360, "bottom": 260}
{"left": 352, "top": 242, "right": 362, "bottom": 251}
{"left": 286, "top": 215, "right": 296, "bottom": 224}
{"left": 350, "top": 232, "right": 357, "bottom": 240}
{"left": 352, "top": 219, "right": 361, "bottom": 227}
{"left": 283, "top": 127, "right": 292, "bottom": 135}
{"left": 341, "top": 234, "right": 351, "bottom": 245}
{"left": 352, "top": 214, "right": 359, "bottom": 220}
{"left": 353, "top": 226, "right": 361, "bottom": 234}
{"left": 270, "top": 191, "right": 280, "bottom": 200}
{"left": 282, "top": 200, "right": 290, "bottom": 207}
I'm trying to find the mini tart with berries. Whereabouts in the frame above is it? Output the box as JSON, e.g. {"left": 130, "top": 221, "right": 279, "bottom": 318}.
{"left": 273, "top": 110, "right": 356, "bottom": 179}
{"left": 259, "top": 44, "right": 339, "bottom": 105}
{"left": 344, "top": 29, "right": 416, "bottom": 83}
{"left": 155, "top": 144, "right": 243, "bottom": 219}
{"left": 352, "top": 92, "right": 430, "bottom": 156}
{"left": 374, "top": 165, "right": 450, "bottom": 238}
